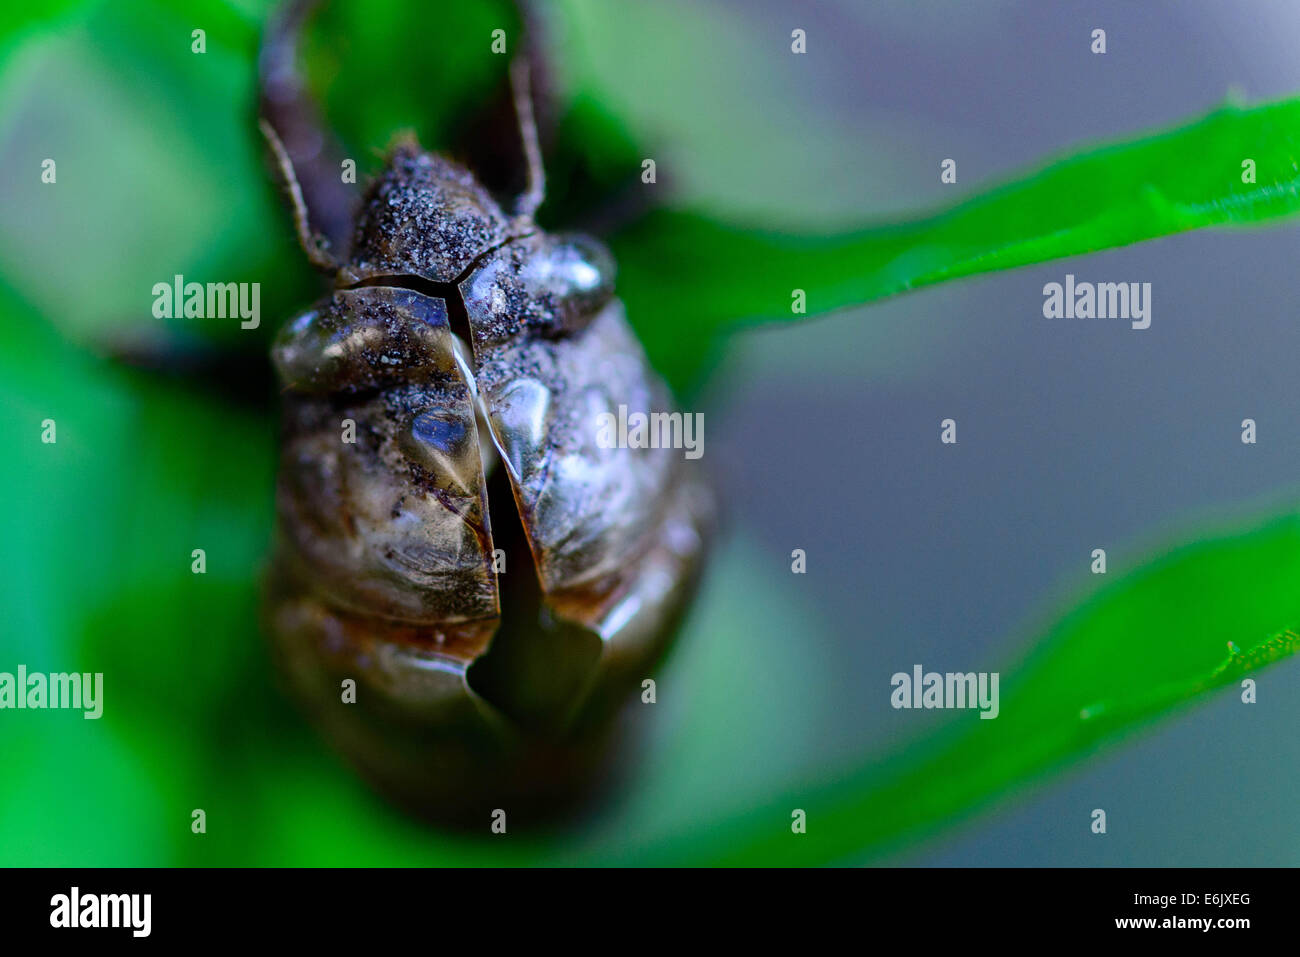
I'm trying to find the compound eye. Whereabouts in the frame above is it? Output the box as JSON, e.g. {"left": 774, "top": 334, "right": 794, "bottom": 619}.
{"left": 527, "top": 233, "right": 615, "bottom": 334}
{"left": 461, "top": 234, "right": 618, "bottom": 348}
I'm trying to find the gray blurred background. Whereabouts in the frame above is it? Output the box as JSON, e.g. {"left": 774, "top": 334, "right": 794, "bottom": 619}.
{"left": 570, "top": 0, "right": 1300, "bottom": 865}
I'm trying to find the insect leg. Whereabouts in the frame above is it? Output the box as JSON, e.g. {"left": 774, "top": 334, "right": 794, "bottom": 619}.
{"left": 259, "top": 0, "right": 357, "bottom": 263}
{"left": 260, "top": 118, "right": 341, "bottom": 275}
{"left": 510, "top": 55, "right": 547, "bottom": 221}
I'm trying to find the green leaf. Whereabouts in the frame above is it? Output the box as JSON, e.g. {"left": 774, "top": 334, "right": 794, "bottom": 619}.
{"left": 7, "top": 0, "right": 1300, "bottom": 868}
{"left": 0, "top": 0, "right": 308, "bottom": 352}
{"left": 0, "top": 281, "right": 274, "bottom": 863}
{"left": 301, "top": 0, "right": 516, "bottom": 162}
{"left": 611, "top": 96, "right": 1300, "bottom": 392}
{"left": 620, "top": 512, "right": 1300, "bottom": 865}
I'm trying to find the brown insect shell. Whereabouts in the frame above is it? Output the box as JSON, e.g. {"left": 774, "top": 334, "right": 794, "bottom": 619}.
{"left": 339, "top": 140, "right": 516, "bottom": 286}
{"left": 271, "top": 286, "right": 498, "bottom": 657}
{"left": 266, "top": 143, "right": 712, "bottom": 819}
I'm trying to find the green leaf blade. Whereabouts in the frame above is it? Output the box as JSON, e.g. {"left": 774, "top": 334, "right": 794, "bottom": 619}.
{"left": 615, "top": 97, "right": 1300, "bottom": 391}
{"left": 624, "top": 512, "right": 1300, "bottom": 866}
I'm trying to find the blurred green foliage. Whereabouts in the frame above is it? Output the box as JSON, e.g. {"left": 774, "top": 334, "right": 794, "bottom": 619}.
{"left": 4, "top": 0, "right": 1300, "bottom": 866}
{"left": 615, "top": 96, "right": 1300, "bottom": 362}
{"left": 632, "top": 515, "right": 1300, "bottom": 865}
